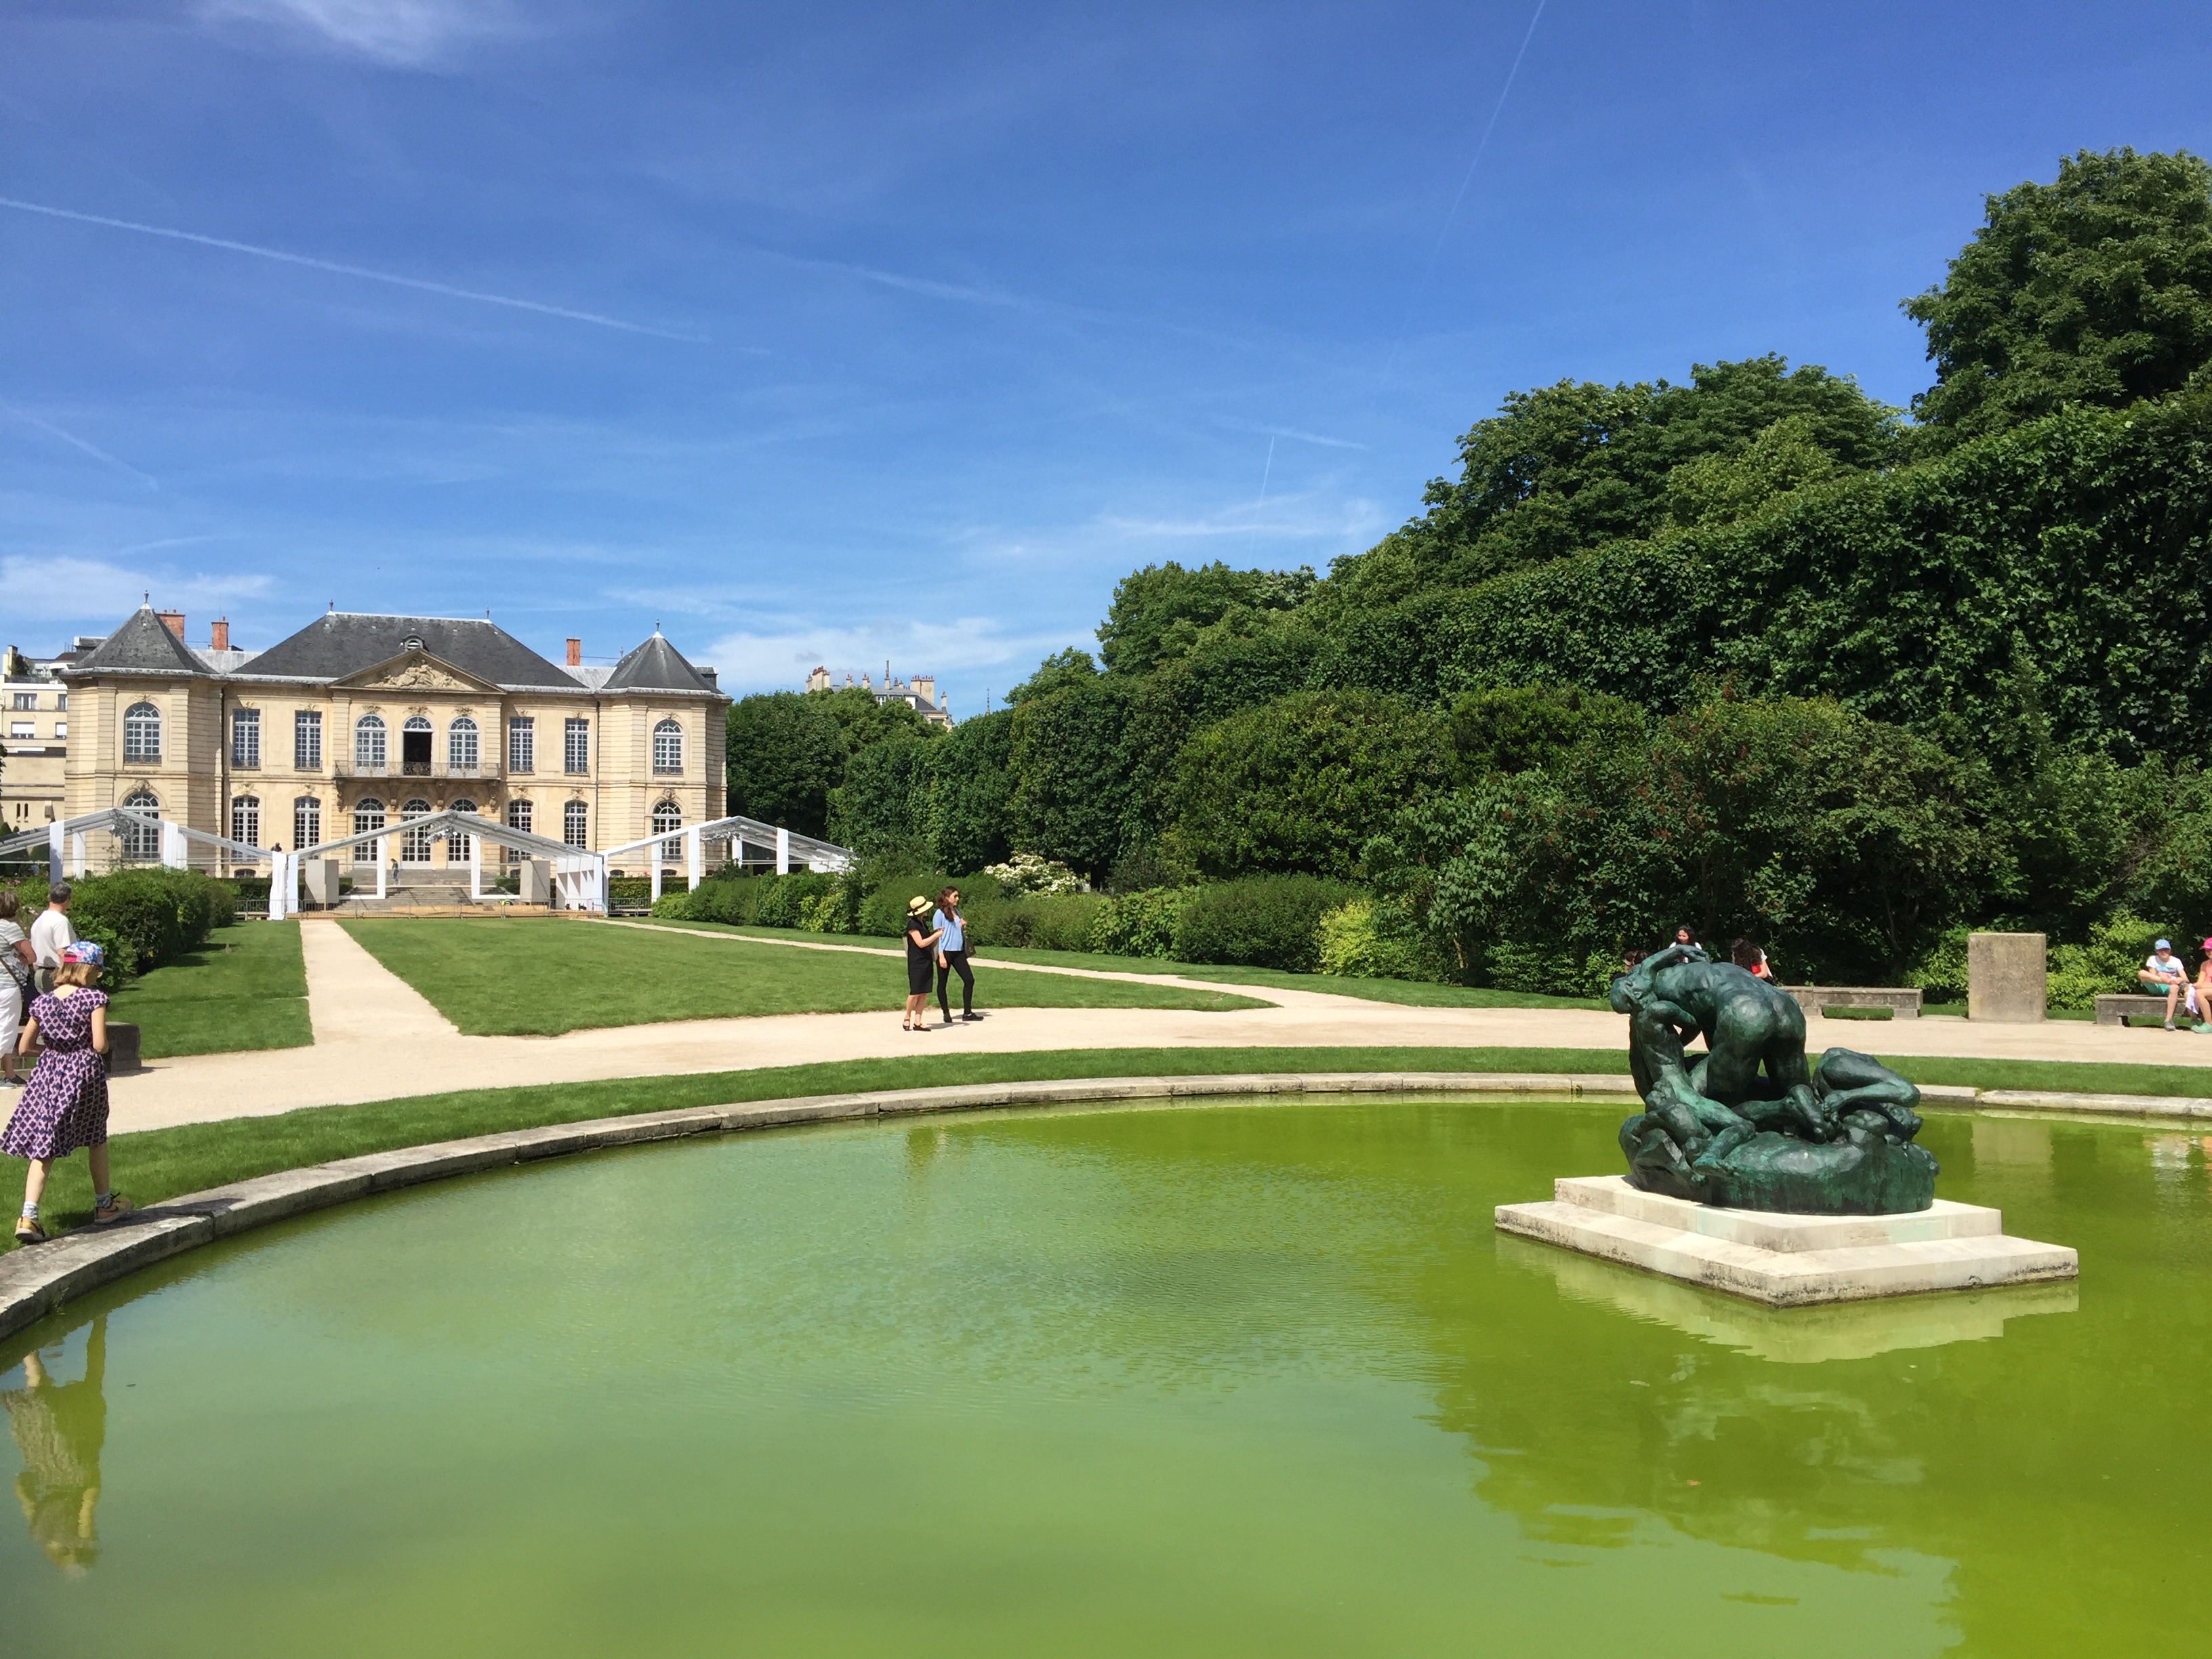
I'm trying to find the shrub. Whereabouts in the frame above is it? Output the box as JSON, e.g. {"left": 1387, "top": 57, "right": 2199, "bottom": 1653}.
{"left": 1481, "top": 941, "right": 1618, "bottom": 998}
{"left": 981, "top": 851, "right": 1085, "bottom": 897}
{"left": 754, "top": 871, "right": 842, "bottom": 929}
{"left": 976, "top": 893, "right": 1107, "bottom": 951}
{"left": 1315, "top": 898, "right": 1435, "bottom": 981}
{"left": 858, "top": 872, "right": 956, "bottom": 938}
{"left": 1170, "top": 876, "right": 1360, "bottom": 972}
{"left": 1088, "top": 888, "right": 1187, "bottom": 958}
{"left": 18, "top": 867, "right": 230, "bottom": 979}
{"left": 2047, "top": 912, "right": 2174, "bottom": 1010}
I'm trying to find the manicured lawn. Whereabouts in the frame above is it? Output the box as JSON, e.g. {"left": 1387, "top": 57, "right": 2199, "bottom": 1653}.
{"left": 103, "top": 920, "right": 312, "bottom": 1059}
{"left": 8, "top": 1041, "right": 2212, "bottom": 1250}
{"left": 632, "top": 918, "right": 1612, "bottom": 1010}
{"left": 337, "top": 918, "right": 1271, "bottom": 1035}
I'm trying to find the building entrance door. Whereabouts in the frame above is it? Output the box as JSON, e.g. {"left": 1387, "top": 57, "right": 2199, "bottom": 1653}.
{"left": 402, "top": 721, "right": 433, "bottom": 775}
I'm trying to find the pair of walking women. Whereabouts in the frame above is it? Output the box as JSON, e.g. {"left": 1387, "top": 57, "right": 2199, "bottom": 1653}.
{"left": 902, "top": 887, "right": 979, "bottom": 1030}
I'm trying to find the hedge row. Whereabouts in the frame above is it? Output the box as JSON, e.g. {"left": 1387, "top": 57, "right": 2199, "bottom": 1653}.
{"left": 2, "top": 867, "right": 236, "bottom": 978}
{"left": 653, "top": 871, "right": 1368, "bottom": 974}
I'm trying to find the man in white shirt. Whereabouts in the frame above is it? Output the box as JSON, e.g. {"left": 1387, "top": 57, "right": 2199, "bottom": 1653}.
{"left": 2139, "top": 938, "right": 2189, "bottom": 1030}
{"left": 28, "top": 883, "right": 74, "bottom": 996}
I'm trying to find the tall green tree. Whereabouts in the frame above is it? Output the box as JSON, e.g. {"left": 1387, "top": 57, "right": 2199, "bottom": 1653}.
{"left": 1165, "top": 689, "right": 1451, "bottom": 880}
{"left": 1008, "top": 676, "right": 1133, "bottom": 878}
{"left": 1346, "top": 355, "right": 1902, "bottom": 592}
{"left": 1904, "top": 147, "right": 2212, "bottom": 439}
{"left": 724, "top": 691, "right": 848, "bottom": 838}
{"left": 827, "top": 738, "right": 935, "bottom": 857}
{"left": 922, "top": 709, "right": 1016, "bottom": 873}
{"left": 1094, "top": 561, "right": 1314, "bottom": 676}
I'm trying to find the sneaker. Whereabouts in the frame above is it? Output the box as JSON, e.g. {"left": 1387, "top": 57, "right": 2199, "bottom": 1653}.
{"left": 91, "top": 1197, "right": 132, "bottom": 1227}
{"left": 961, "top": 1012, "right": 984, "bottom": 1022}
{"left": 2167, "top": 1019, "right": 2179, "bottom": 1031}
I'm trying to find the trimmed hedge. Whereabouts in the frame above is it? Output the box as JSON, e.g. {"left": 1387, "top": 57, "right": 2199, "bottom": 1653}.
{"left": 1168, "top": 876, "right": 1361, "bottom": 973}
{"left": 3, "top": 867, "right": 230, "bottom": 978}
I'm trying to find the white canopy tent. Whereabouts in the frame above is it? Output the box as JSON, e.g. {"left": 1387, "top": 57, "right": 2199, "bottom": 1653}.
{"left": 1, "top": 806, "right": 853, "bottom": 916}
{"left": 289, "top": 808, "right": 609, "bottom": 914}
{"left": 602, "top": 813, "right": 855, "bottom": 903}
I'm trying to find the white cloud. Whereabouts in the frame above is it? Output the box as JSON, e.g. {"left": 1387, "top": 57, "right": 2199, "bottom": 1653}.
{"left": 701, "top": 615, "right": 1083, "bottom": 703}
{"left": 0, "top": 554, "right": 272, "bottom": 625}
{"left": 196, "top": 0, "right": 530, "bottom": 68}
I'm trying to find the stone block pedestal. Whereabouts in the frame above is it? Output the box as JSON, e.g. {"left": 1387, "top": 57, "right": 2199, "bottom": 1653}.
{"left": 1495, "top": 1176, "right": 2076, "bottom": 1307}
{"left": 1968, "top": 930, "right": 2046, "bottom": 1021}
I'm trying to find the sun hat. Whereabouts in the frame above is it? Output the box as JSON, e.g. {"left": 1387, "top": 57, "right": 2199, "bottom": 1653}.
{"left": 907, "top": 895, "right": 932, "bottom": 916}
{"left": 2156, "top": 938, "right": 2173, "bottom": 950}
{"left": 60, "top": 940, "right": 104, "bottom": 966}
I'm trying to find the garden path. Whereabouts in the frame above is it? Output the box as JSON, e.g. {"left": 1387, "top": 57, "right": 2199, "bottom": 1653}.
{"left": 98, "top": 919, "right": 2212, "bottom": 1134}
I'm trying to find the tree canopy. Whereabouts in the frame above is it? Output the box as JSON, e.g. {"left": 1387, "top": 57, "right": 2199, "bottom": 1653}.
{"left": 1904, "top": 147, "right": 2212, "bottom": 439}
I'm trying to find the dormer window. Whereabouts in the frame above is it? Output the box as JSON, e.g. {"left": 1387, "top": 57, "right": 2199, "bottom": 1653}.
{"left": 403, "top": 634, "right": 424, "bottom": 652}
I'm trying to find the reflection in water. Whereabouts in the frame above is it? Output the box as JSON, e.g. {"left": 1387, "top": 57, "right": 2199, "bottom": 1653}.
{"left": 1498, "top": 1232, "right": 2079, "bottom": 1363}
{"left": 2, "top": 1314, "right": 106, "bottom": 1575}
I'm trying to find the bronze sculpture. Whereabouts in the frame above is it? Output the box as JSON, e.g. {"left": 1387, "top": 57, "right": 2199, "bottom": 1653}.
{"left": 1610, "top": 943, "right": 1937, "bottom": 1214}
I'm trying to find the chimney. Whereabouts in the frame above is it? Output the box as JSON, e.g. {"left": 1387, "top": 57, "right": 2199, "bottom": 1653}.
{"left": 912, "top": 674, "right": 936, "bottom": 703}
{"left": 157, "top": 609, "right": 185, "bottom": 640}
{"left": 566, "top": 637, "right": 581, "bottom": 667}
{"left": 211, "top": 617, "right": 230, "bottom": 652}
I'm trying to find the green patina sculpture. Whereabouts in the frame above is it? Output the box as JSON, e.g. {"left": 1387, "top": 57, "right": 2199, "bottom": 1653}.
{"left": 1609, "top": 943, "right": 1936, "bottom": 1214}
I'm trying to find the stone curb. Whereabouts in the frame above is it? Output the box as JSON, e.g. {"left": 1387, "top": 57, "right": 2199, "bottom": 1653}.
{"left": 1, "top": 1069, "right": 2201, "bottom": 1346}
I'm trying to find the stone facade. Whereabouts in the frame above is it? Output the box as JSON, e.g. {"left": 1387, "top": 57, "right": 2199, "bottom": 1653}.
{"left": 55, "top": 607, "right": 727, "bottom": 874}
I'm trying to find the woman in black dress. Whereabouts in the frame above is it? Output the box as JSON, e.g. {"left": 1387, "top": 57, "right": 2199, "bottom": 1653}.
{"left": 903, "top": 896, "right": 943, "bottom": 1032}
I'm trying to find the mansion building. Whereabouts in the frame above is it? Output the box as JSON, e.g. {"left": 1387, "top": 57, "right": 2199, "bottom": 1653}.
{"left": 55, "top": 606, "right": 729, "bottom": 873}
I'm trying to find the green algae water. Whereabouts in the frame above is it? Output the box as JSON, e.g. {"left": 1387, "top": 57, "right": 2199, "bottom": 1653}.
{"left": 3, "top": 1097, "right": 2207, "bottom": 1658}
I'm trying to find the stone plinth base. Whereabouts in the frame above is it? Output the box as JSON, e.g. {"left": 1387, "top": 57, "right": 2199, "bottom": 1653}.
{"left": 1495, "top": 1176, "right": 2076, "bottom": 1307}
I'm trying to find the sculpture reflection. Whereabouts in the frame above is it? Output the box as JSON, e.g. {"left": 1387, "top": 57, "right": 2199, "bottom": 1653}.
{"left": 3, "top": 1314, "right": 106, "bottom": 1576}
{"left": 1498, "top": 1233, "right": 2077, "bottom": 1364}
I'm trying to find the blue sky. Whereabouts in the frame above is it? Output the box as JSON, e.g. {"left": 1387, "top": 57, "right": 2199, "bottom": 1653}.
{"left": 4, "top": 1, "right": 2209, "bottom": 716}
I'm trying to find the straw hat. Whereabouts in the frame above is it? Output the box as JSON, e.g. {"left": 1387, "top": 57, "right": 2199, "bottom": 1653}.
{"left": 907, "top": 895, "right": 932, "bottom": 917}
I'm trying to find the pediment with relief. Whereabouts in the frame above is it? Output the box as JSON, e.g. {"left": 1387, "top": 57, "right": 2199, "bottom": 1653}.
{"left": 337, "top": 648, "right": 503, "bottom": 696}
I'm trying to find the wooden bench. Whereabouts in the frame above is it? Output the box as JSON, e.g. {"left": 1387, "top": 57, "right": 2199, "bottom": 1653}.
{"left": 2094, "top": 993, "right": 2193, "bottom": 1027}
{"left": 1779, "top": 986, "right": 1922, "bottom": 1019}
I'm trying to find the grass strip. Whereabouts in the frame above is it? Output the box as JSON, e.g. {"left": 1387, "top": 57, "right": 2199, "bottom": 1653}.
{"left": 104, "top": 921, "right": 312, "bottom": 1059}
{"left": 629, "top": 918, "right": 1611, "bottom": 1010}
{"left": 337, "top": 918, "right": 1269, "bottom": 1034}
{"left": 11, "top": 1043, "right": 2208, "bottom": 1254}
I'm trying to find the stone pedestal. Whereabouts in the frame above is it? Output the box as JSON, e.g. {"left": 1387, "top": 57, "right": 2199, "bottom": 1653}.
{"left": 300, "top": 857, "right": 340, "bottom": 909}
{"left": 518, "top": 859, "right": 553, "bottom": 905}
{"left": 103, "top": 1021, "right": 141, "bottom": 1073}
{"left": 1968, "top": 931, "right": 2046, "bottom": 1021}
{"left": 1495, "top": 1176, "right": 2076, "bottom": 1307}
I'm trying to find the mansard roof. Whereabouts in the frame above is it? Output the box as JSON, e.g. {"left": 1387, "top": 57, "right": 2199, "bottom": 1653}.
{"left": 238, "top": 613, "right": 577, "bottom": 691}
{"left": 605, "top": 630, "right": 718, "bottom": 695}
{"left": 66, "top": 606, "right": 211, "bottom": 678}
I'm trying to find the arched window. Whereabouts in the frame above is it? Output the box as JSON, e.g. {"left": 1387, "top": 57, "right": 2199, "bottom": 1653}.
{"left": 563, "top": 800, "right": 588, "bottom": 848}
{"left": 120, "top": 790, "right": 161, "bottom": 861}
{"left": 448, "top": 715, "right": 478, "bottom": 772}
{"left": 400, "top": 798, "right": 432, "bottom": 864}
{"left": 447, "top": 799, "right": 478, "bottom": 861}
{"left": 294, "top": 796, "right": 322, "bottom": 851}
{"left": 652, "top": 718, "right": 682, "bottom": 773}
{"left": 505, "top": 798, "right": 533, "bottom": 863}
{"left": 123, "top": 701, "right": 161, "bottom": 762}
{"left": 230, "top": 795, "right": 260, "bottom": 848}
{"left": 352, "top": 797, "right": 386, "bottom": 863}
{"left": 651, "top": 800, "right": 682, "bottom": 865}
{"left": 402, "top": 715, "right": 432, "bottom": 777}
{"left": 354, "top": 714, "right": 386, "bottom": 771}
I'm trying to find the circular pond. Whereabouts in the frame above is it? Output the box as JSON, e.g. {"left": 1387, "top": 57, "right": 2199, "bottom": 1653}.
{"left": 3, "top": 1097, "right": 2205, "bottom": 1656}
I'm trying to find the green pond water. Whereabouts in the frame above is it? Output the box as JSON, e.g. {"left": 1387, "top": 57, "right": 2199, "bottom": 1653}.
{"left": 3, "top": 1097, "right": 2207, "bottom": 1657}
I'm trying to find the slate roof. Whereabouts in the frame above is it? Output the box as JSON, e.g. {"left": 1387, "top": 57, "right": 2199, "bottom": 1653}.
{"left": 65, "top": 607, "right": 211, "bottom": 678}
{"left": 237, "top": 613, "right": 578, "bottom": 691}
{"left": 604, "top": 631, "right": 718, "bottom": 695}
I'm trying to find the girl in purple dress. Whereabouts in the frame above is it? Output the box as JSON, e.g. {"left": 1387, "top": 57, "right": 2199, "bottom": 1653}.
{"left": 5, "top": 942, "right": 130, "bottom": 1246}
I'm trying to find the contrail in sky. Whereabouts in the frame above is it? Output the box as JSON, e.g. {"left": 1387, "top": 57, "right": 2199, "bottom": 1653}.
{"left": 0, "top": 195, "right": 706, "bottom": 342}
{"left": 1376, "top": 0, "right": 1549, "bottom": 391}
{"left": 1, "top": 400, "right": 158, "bottom": 487}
